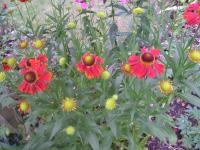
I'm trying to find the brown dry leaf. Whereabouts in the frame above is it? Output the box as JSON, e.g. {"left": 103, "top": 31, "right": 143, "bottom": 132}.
{"left": 0, "top": 104, "right": 22, "bottom": 132}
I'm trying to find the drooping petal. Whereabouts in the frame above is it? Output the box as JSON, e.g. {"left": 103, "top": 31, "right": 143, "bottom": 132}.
{"left": 148, "top": 66, "right": 157, "bottom": 78}
{"left": 37, "top": 54, "right": 48, "bottom": 63}
{"left": 150, "top": 48, "right": 160, "bottom": 57}
{"left": 183, "top": 3, "right": 200, "bottom": 25}
{"left": 141, "top": 47, "right": 148, "bottom": 54}
{"left": 154, "top": 63, "right": 165, "bottom": 75}
{"left": 76, "top": 63, "right": 86, "bottom": 72}
{"left": 95, "top": 56, "right": 104, "bottom": 64}
{"left": 131, "top": 63, "right": 147, "bottom": 79}
{"left": 128, "top": 55, "right": 140, "bottom": 65}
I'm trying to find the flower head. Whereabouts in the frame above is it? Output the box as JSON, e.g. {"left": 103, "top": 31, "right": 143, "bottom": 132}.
{"left": 188, "top": 50, "right": 200, "bottom": 63}
{"left": 120, "top": 0, "right": 129, "bottom": 4}
{"left": 32, "top": 39, "right": 45, "bottom": 50}
{"left": 18, "top": 54, "right": 52, "bottom": 94}
{"left": 132, "top": 7, "right": 145, "bottom": 14}
{"left": 2, "top": 3, "right": 8, "bottom": 10}
{"left": 76, "top": 52, "right": 104, "bottom": 79}
{"left": 67, "top": 21, "right": 76, "bottom": 29}
{"left": 19, "top": 0, "right": 29, "bottom": 2}
{"left": 18, "top": 40, "right": 28, "bottom": 49}
{"left": 7, "top": 57, "right": 17, "bottom": 67}
{"left": 128, "top": 48, "right": 165, "bottom": 79}
{"left": 62, "top": 97, "right": 77, "bottom": 112}
{"left": 159, "top": 80, "right": 173, "bottom": 95}
{"left": 59, "top": 57, "right": 67, "bottom": 66}
{"left": 121, "top": 63, "right": 131, "bottom": 75}
{"left": 76, "top": 0, "right": 94, "bottom": 10}
{"left": 96, "top": 11, "right": 106, "bottom": 19}
{"left": 2, "top": 58, "right": 12, "bottom": 72}
{"left": 101, "top": 70, "right": 111, "bottom": 80}
{"left": 64, "top": 126, "right": 75, "bottom": 135}
{"left": 17, "top": 99, "right": 30, "bottom": 115}
{"left": 112, "top": 94, "right": 118, "bottom": 100}
{"left": 183, "top": 2, "right": 200, "bottom": 25}
{"left": 105, "top": 97, "right": 117, "bottom": 110}
{"left": 0, "top": 72, "right": 6, "bottom": 82}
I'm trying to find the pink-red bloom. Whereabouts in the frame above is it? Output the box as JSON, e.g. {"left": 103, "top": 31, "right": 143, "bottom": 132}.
{"left": 183, "top": 2, "right": 200, "bottom": 25}
{"left": 120, "top": 0, "right": 129, "bottom": 4}
{"left": 19, "top": 0, "right": 29, "bottom": 2}
{"left": 2, "top": 3, "right": 8, "bottom": 10}
{"left": 76, "top": 0, "right": 94, "bottom": 9}
{"left": 76, "top": 52, "right": 104, "bottom": 79}
{"left": 2, "top": 58, "right": 12, "bottom": 72}
{"left": 128, "top": 48, "right": 165, "bottom": 79}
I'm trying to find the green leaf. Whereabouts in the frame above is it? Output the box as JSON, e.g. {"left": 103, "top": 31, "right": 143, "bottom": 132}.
{"left": 183, "top": 80, "right": 200, "bottom": 97}
{"left": 178, "top": 93, "right": 200, "bottom": 107}
{"left": 37, "top": 141, "right": 53, "bottom": 150}
{"left": 87, "top": 133, "right": 100, "bottom": 150}
{"left": 49, "top": 120, "right": 62, "bottom": 140}
{"left": 108, "top": 120, "right": 117, "bottom": 137}
{"left": 147, "top": 122, "right": 177, "bottom": 144}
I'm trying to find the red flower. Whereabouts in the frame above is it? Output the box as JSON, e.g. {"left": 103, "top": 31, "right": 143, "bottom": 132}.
{"left": 183, "top": 2, "right": 200, "bottom": 25}
{"left": 2, "top": 3, "right": 8, "bottom": 10}
{"left": 19, "top": 0, "right": 29, "bottom": 2}
{"left": 128, "top": 48, "right": 165, "bottom": 79}
{"left": 19, "top": 54, "right": 48, "bottom": 73}
{"left": 18, "top": 54, "right": 52, "bottom": 94}
{"left": 76, "top": 52, "right": 104, "bottom": 79}
{"left": 2, "top": 58, "right": 12, "bottom": 72}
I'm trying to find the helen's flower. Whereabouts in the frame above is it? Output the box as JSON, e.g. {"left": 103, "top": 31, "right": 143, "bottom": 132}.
{"left": 96, "top": 11, "right": 106, "bottom": 19}
{"left": 67, "top": 21, "right": 76, "bottom": 29}
{"left": 183, "top": 2, "right": 200, "bottom": 25}
{"left": 19, "top": 0, "right": 29, "bottom": 2}
{"left": 17, "top": 99, "right": 30, "bottom": 115}
{"left": 59, "top": 57, "right": 67, "bottom": 66}
{"left": 76, "top": 52, "right": 104, "bottom": 79}
{"left": 112, "top": 94, "right": 118, "bottom": 100}
{"left": 2, "top": 3, "right": 8, "bottom": 10}
{"left": 159, "top": 80, "right": 173, "bottom": 95}
{"left": 19, "top": 53, "right": 48, "bottom": 72}
{"left": 120, "top": 0, "right": 129, "bottom": 4}
{"left": 0, "top": 72, "right": 6, "bottom": 82}
{"left": 132, "top": 7, "right": 145, "bottom": 14}
{"left": 128, "top": 48, "right": 165, "bottom": 79}
{"left": 64, "top": 126, "right": 75, "bottom": 135}
{"left": 18, "top": 55, "right": 52, "bottom": 94}
{"left": 62, "top": 97, "right": 77, "bottom": 112}
{"left": 105, "top": 97, "right": 116, "bottom": 110}
{"left": 121, "top": 63, "right": 131, "bottom": 75}
{"left": 7, "top": 57, "right": 17, "bottom": 67}
{"left": 76, "top": 0, "right": 94, "bottom": 10}
{"left": 18, "top": 40, "right": 28, "bottom": 49}
{"left": 101, "top": 70, "right": 110, "bottom": 80}
{"left": 188, "top": 49, "right": 200, "bottom": 63}
{"left": 2, "top": 58, "right": 12, "bottom": 72}
{"left": 32, "top": 39, "right": 45, "bottom": 50}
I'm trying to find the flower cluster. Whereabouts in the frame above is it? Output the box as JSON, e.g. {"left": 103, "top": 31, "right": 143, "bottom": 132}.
{"left": 18, "top": 39, "right": 45, "bottom": 50}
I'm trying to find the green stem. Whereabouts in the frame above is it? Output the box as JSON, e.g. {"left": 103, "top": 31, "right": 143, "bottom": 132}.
{"left": 14, "top": 1, "right": 25, "bottom": 24}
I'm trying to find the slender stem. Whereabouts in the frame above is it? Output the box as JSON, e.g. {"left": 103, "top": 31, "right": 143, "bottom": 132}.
{"left": 111, "top": 0, "right": 118, "bottom": 47}
{"left": 190, "top": 24, "right": 200, "bottom": 50}
{"left": 14, "top": 1, "right": 25, "bottom": 24}
{"left": 183, "top": 24, "right": 200, "bottom": 65}
{"left": 25, "top": 3, "right": 31, "bottom": 20}
{"left": 111, "top": 0, "right": 115, "bottom": 22}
